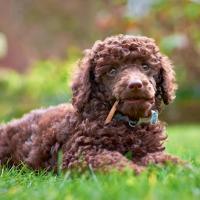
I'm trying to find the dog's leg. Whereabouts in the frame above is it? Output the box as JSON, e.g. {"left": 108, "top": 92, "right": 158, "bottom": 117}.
{"left": 62, "top": 148, "right": 144, "bottom": 174}
{"left": 133, "top": 152, "right": 184, "bottom": 166}
{"left": 0, "top": 104, "right": 70, "bottom": 171}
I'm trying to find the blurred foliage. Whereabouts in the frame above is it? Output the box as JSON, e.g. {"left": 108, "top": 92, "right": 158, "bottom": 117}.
{"left": 0, "top": 50, "right": 80, "bottom": 122}
{"left": 0, "top": 33, "right": 7, "bottom": 59}
{"left": 0, "top": 0, "right": 200, "bottom": 122}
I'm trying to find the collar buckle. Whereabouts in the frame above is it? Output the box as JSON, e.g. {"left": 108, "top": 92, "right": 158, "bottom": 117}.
{"left": 128, "top": 120, "right": 137, "bottom": 127}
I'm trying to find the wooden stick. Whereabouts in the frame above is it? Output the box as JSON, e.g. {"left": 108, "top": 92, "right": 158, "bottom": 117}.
{"left": 105, "top": 100, "right": 119, "bottom": 125}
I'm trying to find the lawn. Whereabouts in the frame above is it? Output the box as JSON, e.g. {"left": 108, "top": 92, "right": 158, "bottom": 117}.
{"left": 0, "top": 125, "right": 199, "bottom": 200}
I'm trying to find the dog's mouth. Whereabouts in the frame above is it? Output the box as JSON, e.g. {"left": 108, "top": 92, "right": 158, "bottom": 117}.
{"left": 121, "top": 97, "right": 154, "bottom": 104}
{"left": 105, "top": 96, "right": 155, "bottom": 124}
{"left": 116, "top": 96, "right": 155, "bottom": 119}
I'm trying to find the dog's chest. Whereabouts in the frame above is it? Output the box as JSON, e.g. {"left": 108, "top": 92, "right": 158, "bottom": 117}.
{"left": 91, "top": 125, "right": 151, "bottom": 156}
{"left": 67, "top": 119, "right": 165, "bottom": 158}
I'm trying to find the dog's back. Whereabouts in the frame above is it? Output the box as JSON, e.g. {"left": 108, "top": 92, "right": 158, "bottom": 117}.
{"left": 0, "top": 104, "right": 73, "bottom": 170}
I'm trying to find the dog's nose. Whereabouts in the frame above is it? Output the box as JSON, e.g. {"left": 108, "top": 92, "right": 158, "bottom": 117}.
{"left": 128, "top": 79, "right": 143, "bottom": 90}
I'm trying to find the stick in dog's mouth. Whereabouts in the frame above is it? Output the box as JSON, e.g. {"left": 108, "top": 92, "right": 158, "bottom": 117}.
{"left": 105, "top": 100, "right": 119, "bottom": 125}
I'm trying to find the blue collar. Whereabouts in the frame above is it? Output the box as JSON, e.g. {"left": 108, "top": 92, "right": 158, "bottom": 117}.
{"left": 114, "top": 110, "right": 158, "bottom": 127}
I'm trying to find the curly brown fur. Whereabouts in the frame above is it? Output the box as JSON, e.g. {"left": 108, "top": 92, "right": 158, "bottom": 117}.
{"left": 0, "top": 104, "right": 72, "bottom": 171}
{"left": 0, "top": 35, "right": 181, "bottom": 174}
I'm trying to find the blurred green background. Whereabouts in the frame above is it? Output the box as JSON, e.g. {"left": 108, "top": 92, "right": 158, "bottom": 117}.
{"left": 0, "top": 0, "right": 200, "bottom": 123}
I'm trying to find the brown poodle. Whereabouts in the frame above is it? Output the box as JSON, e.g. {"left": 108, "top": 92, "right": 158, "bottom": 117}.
{"left": 0, "top": 35, "right": 181, "bottom": 174}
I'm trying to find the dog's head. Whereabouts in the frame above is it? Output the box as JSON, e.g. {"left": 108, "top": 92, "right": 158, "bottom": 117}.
{"left": 72, "top": 35, "right": 177, "bottom": 120}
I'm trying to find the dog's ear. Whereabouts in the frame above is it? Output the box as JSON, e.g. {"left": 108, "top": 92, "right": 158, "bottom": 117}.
{"left": 159, "top": 56, "right": 177, "bottom": 105}
{"left": 71, "top": 53, "right": 93, "bottom": 112}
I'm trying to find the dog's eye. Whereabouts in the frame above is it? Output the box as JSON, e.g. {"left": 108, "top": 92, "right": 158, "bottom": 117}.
{"left": 107, "top": 68, "right": 117, "bottom": 76}
{"left": 142, "top": 64, "right": 150, "bottom": 71}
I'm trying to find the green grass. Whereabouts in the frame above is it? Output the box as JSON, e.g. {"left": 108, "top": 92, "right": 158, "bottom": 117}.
{"left": 0, "top": 125, "right": 200, "bottom": 200}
